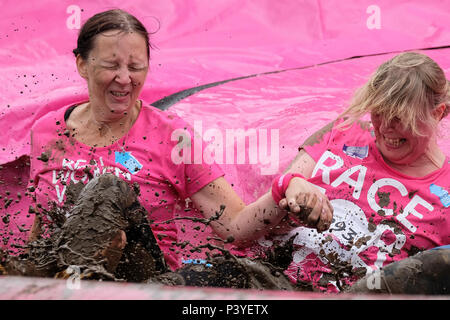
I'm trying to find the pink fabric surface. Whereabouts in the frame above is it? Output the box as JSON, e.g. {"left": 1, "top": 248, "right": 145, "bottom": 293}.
{"left": 1, "top": 0, "right": 450, "bottom": 163}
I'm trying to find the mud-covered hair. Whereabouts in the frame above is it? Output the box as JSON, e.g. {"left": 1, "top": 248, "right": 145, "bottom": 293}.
{"left": 73, "top": 9, "right": 153, "bottom": 60}
{"left": 338, "top": 52, "right": 450, "bottom": 136}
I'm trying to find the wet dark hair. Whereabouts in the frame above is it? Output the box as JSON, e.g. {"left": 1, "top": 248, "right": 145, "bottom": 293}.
{"left": 73, "top": 9, "right": 153, "bottom": 60}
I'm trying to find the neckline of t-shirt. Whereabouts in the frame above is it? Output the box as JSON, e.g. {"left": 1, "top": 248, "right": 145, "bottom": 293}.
{"left": 63, "top": 100, "right": 145, "bottom": 152}
{"left": 369, "top": 140, "right": 449, "bottom": 181}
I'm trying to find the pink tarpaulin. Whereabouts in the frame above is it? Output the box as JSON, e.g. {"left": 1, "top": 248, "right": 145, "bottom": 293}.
{"left": 0, "top": 0, "right": 450, "bottom": 299}
{"left": 1, "top": 0, "right": 450, "bottom": 163}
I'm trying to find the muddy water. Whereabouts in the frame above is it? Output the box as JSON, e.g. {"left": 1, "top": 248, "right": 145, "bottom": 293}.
{"left": 0, "top": 174, "right": 165, "bottom": 280}
{"left": 347, "top": 249, "right": 450, "bottom": 295}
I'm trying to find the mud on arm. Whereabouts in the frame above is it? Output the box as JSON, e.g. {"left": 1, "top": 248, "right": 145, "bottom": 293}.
{"left": 190, "top": 177, "right": 286, "bottom": 247}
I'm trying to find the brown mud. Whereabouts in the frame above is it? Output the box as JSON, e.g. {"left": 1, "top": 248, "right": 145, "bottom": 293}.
{"left": 0, "top": 174, "right": 167, "bottom": 281}
{"left": 0, "top": 173, "right": 298, "bottom": 291}
{"left": 347, "top": 248, "right": 450, "bottom": 295}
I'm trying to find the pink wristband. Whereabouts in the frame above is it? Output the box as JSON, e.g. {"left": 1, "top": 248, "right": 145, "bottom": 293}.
{"left": 271, "top": 173, "right": 305, "bottom": 205}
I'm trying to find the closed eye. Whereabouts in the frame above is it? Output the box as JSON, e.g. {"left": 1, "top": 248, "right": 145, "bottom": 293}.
{"left": 102, "top": 64, "right": 119, "bottom": 70}
{"left": 128, "top": 65, "right": 147, "bottom": 72}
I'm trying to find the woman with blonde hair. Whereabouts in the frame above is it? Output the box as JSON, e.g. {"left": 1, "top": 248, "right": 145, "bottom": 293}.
{"left": 272, "top": 52, "right": 450, "bottom": 292}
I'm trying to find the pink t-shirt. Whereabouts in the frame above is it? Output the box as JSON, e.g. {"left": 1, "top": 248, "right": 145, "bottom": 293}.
{"left": 284, "top": 120, "right": 450, "bottom": 292}
{"left": 30, "top": 101, "right": 224, "bottom": 270}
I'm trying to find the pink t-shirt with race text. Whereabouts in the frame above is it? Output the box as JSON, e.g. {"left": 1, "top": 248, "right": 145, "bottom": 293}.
{"left": 30, "top": 101, "right": 224, "bottom": 270}
{"left": 284, "top": 120, "right": 450, "bottom": 292}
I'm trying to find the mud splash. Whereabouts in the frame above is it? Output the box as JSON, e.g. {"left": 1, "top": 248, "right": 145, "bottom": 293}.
{"left": 0, "top": 174, "right": 167, "bottom": 281}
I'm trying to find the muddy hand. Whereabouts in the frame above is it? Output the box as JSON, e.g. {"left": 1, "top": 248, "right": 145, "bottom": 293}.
{"left": 278, "top": 177, "right": 333, "bottom": 232}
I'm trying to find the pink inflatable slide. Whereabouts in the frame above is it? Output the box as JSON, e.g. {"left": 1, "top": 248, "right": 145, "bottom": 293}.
{"left": 0, "top": 0, "right": 449, "bottom": 300}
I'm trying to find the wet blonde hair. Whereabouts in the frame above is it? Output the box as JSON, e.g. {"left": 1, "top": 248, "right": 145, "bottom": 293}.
{"left": 338, "top": 52, "right": 450, "bottom": 136}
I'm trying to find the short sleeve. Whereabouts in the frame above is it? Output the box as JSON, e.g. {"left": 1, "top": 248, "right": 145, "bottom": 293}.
{"left": 157, "top": 110, "right": 225, "bottom": 199}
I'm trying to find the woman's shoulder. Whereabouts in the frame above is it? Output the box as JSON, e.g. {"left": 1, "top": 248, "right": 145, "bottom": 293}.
{"left": 335, "top": 117, "right": 373, "bottom": 134}
{"left": 31, "top": 101, "right": 84, "bottom": 133}
{"left": 332, "top": 118, "right": 374, "bottom": 145}
{"left": 439, "top": 157, "right": 450, "bottom": 181}
{"left": 303, "top": 118, "right": 373, "bottom": 149}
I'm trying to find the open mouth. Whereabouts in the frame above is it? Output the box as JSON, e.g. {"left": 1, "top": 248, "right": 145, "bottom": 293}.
{"left": 110, "top": 91, "right": 130, "bottom": 97}
{"left": 384, "top": 136, "right": 407, "bottom": 148}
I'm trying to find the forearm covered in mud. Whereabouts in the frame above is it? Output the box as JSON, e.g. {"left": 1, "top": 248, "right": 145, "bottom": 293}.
{"left": 190, "top": 177, "right": 289, "bottom": 247}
